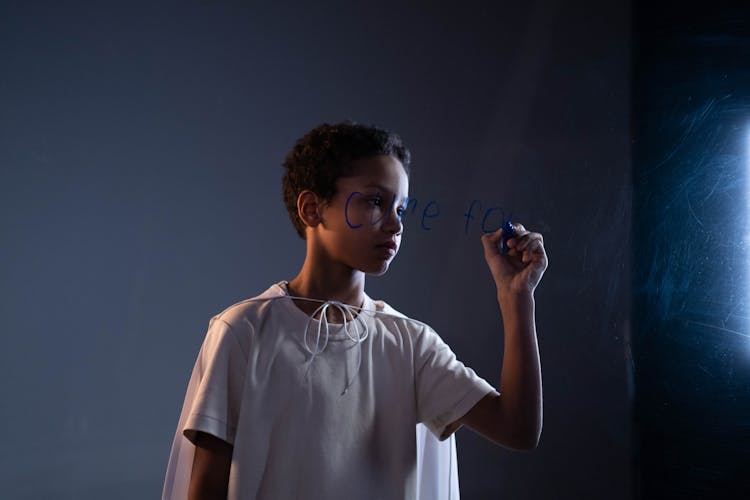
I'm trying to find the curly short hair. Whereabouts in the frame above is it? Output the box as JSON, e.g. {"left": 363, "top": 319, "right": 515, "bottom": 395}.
{"left": 282, "top": 120, "right": 412, "bottom": 239}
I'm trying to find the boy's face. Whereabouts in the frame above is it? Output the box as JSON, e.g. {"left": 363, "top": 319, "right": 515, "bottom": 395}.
{"left": 315, "top": 154, "right": 409, "bottom": 276}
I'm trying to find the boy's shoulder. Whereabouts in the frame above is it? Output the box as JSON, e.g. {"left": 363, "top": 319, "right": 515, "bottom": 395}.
{"left": 365, "top": 294, "right": 435, "bottom": 339}
{"left": 370, "top": 296, "right": 402, "bottom": 317}
{"left": 208, "top": 282, "right": 287, "bottom": 328}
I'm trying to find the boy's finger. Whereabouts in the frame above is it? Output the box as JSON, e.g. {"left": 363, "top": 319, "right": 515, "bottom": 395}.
{"left": 516, "top": 233, "right": 543, "bottom": 251}
{"left": 525, "top": 239, "right": 549, "bottom": 264}
{"left": 482, "top": 228, "right": 503, "bottom": 244}
{"left": 481, "top": 231, "right": 503, "bottom": 254}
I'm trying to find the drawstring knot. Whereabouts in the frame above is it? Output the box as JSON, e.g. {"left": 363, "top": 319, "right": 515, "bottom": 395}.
{"left": 301, "top": 299, "right": 369, "bottom": 395}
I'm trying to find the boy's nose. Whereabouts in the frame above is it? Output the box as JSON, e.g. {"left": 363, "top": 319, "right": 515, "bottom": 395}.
{"left": 383, "top": 209, "right": 403, "bottom": 234}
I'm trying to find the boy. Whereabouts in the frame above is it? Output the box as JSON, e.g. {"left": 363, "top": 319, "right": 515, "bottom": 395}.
{"left": 162, "top": 121, "right": 547, "bottom": 499}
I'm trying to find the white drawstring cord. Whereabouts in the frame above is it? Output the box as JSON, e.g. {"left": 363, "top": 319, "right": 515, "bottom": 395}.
{"left": 298, "top": 298, "right": 370, "bottom": 395}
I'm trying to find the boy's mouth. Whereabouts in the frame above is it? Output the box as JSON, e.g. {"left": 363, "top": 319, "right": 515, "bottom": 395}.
{"left": 376, "top": 240, "right": 398, "bottom": 252}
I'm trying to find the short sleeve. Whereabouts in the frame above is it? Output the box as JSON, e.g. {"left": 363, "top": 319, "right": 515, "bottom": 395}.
{"left": 181, "top": 317, "right": 249, "bottom": 446}
{"left": 414, "top": 326, "right": 497, "bottom": 441}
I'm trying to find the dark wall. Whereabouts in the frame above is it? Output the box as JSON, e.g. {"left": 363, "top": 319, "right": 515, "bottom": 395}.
{"left": 0, "top": 1, "right": 631, "bottom": 498}
{"left": 632, "top": 2, "right": 750, "bottom": 499}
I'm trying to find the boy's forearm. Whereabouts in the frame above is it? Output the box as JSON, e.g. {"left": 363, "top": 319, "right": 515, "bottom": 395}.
{"left": 497, "top": 292, "right": 543, "bottom": 448}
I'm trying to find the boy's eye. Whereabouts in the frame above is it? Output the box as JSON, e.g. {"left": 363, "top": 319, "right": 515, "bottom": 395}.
{"left": 366, "top": 195, "right": 406, "bottom": 219}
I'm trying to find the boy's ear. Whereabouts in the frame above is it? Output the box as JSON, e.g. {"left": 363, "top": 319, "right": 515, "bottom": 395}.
{"left": 297, "top": 190, "right": 322, "bottom": 229}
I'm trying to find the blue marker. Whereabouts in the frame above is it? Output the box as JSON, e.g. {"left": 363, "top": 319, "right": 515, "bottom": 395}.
{"left": 500, "top": 220, "right": 516, "bottom": 254}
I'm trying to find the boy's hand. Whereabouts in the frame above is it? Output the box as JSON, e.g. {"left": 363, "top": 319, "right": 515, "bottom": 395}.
{"left": 481, "top": 223, "right": 548, "bottom": 298}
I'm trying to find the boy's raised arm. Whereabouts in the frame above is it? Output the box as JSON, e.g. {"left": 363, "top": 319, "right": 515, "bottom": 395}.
{"left": 456, "top": 224, "right": 547, "bottom": 451}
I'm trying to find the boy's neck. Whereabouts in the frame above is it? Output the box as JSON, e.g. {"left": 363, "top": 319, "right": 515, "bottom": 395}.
{"left": 286, "top": 256, "right": 366, "bottom": 321}
{"left": 287, "top": 271, "right": 365, "bottom": 307}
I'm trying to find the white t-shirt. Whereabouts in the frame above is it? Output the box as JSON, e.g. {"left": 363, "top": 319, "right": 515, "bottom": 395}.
{"left": 162, "top": 282, "right": 496, "bottom": 500}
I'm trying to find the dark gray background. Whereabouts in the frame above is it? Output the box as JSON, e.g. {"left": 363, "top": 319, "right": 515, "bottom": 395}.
{"left": 0, "top": 1, "right": 631, "bottom": 498}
